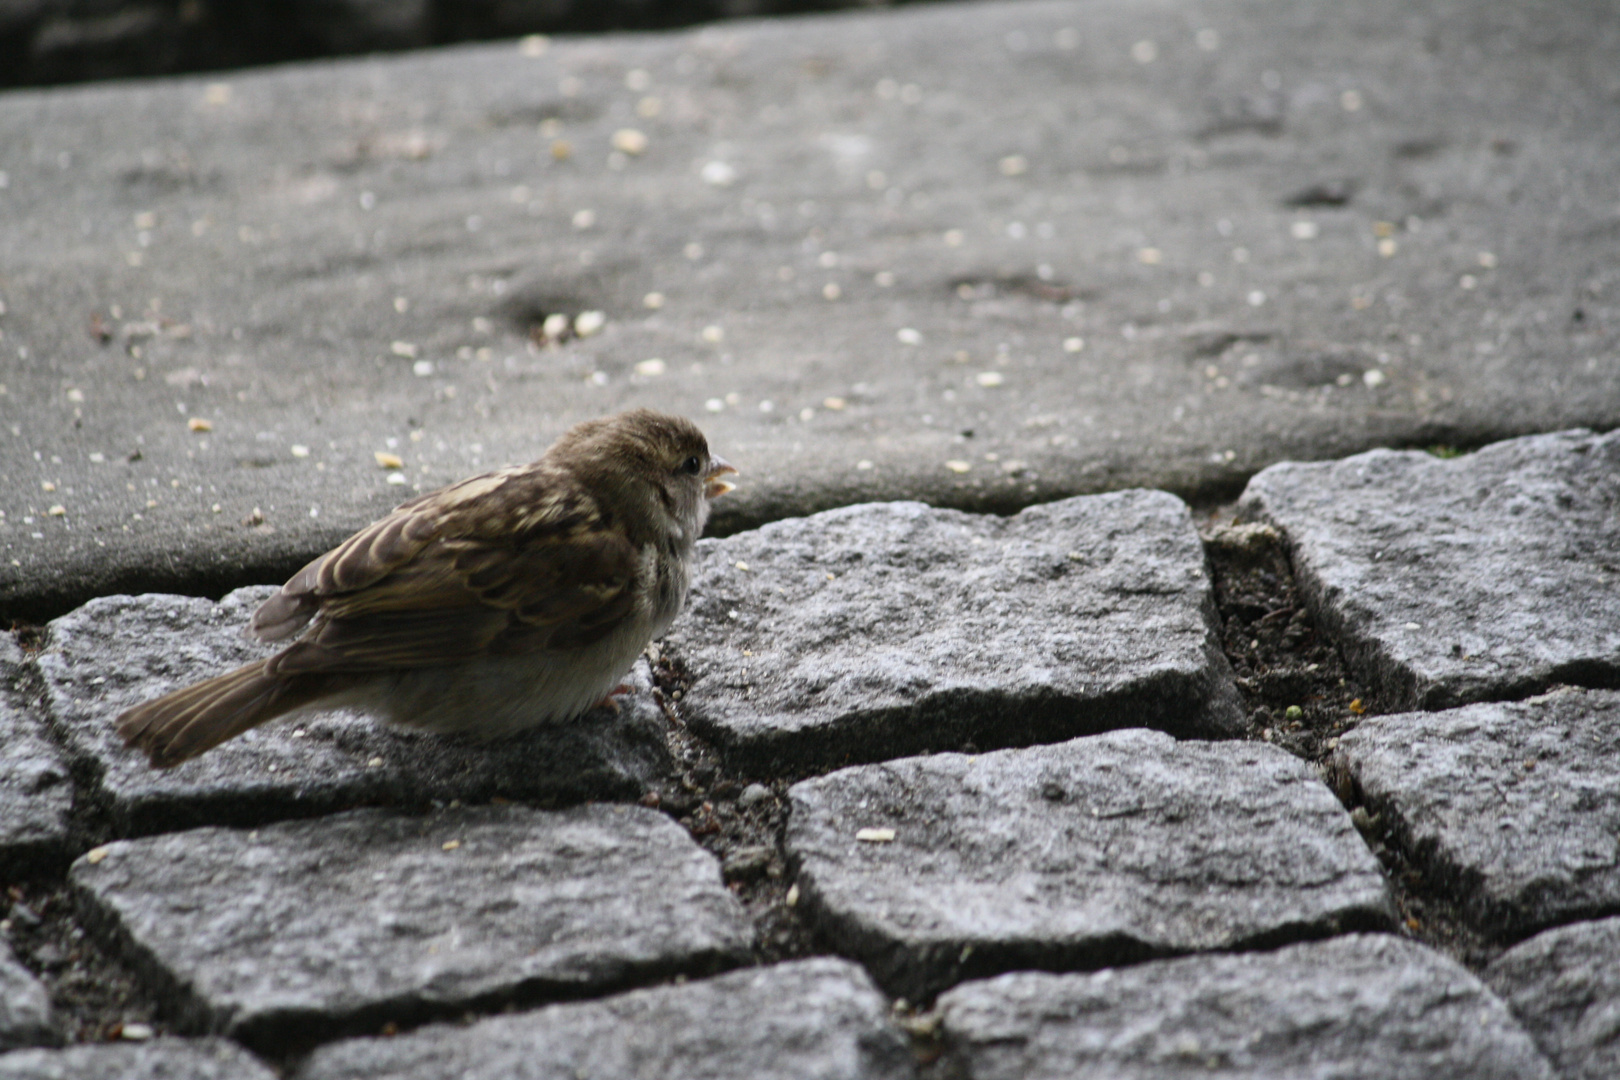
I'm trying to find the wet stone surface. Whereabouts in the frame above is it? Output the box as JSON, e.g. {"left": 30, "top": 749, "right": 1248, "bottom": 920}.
{"left": 1240, "top": 429, "right": 1620, "bottom": 710}
{"left": 38, "top": 588, "right": 672, "bottom": 836}
{"left": 786, "top": 729, "right": 1391, "bottom": 1000}
{"left": 1485, "top": 916, "right": 1620, "bottom": 1080}
{"left": 1332, "top": 688, "right": 1620, "bottom": 938}
{"left": 664, "top": 492, "right": 1242, "bottom": 772}
{"left": 936, "top": 934, "right": 1555, "bottom": 1080}
{"left": 68, "top": 803, "right": 751, "bottom": 1051}
{"left": 0, "top": 940, "right": 57, "bottom": 1052}
{"left": 297, "top": 957, "right": 912, "bottom": 1080}
{"left": 0, "top": 1038, "right": 276, "bottom": 1080}
{"left": 0, "top": 637, "right": 74, "bottom": 876}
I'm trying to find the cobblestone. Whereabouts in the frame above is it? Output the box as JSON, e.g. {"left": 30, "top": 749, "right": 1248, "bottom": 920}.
{"left": 665, "top": 492, "right": 1241, "bottom": 771}
{"left": 936, "top": 934, "right": 1554, "bottom": 1079}
{"left": 1333, "top": 688, "right": 1620, "bottom": 937}
{"left": 0, "top": 637, "right": 73, "bottom": 876}
{"left": 1485, "top": 916, "right": 1620, "bottom": 1080}
{"left": 0, "top": 1038, "right": 275, "bottom": 1080}
{"left": 69, "top": 804, "right": 750, "bottom": 1050}
{"left": 0, "top": 941, "right": 57, "bottom": 1052}
{"left": 1240, "top": 430, "right": 1620, "bottom": 710}
{"left": 297, "top": 957, "right": 912, "bottom": 1080}
{"left": 787, "top": 730, "right": 1390, "bottom": 999}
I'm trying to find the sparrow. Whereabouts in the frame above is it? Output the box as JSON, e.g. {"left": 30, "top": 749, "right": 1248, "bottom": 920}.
{"left": 117, "top": 409, "right": 737, "bottom": 768}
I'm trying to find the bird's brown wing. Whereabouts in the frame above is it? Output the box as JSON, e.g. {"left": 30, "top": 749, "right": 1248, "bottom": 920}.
{"left": 254, "top": 467, "right": 642, "bottom": 676}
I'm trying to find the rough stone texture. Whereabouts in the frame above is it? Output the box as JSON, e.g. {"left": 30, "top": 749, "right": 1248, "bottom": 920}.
{"left": 664, "top": 491, "right": 1241, "bottom": 770}
{"left": 0, "top": 1038, "right": 276, "bottom": 1080}
{"left": 937, "top": 934, "right": 1555, "bottom": 1080}
{"left": 1332, "top": 687, "right": 1620, "bottom": 938}
{"left": 0, "top": 940, "right": 57, "bottom": 1052}
{"left": 1240, "top": 428, "right": 1620, "bottom": 710}
{"left": 787, "top": 729, "right": 1392, "bottom": 1000}
{"left": 38, "top": 586, "right": 672, "bottom": 836}
{"left": 69, "top": 803, "right": 752, "bottom": 1050}
{"left": 1485, "top": 916, "right": 1620, "bottom": 1080}
{"left": 0, "top": 636, "right": 74, "bottom": 874}
{"left": 297, "top": 957, "right": 913, "bottom": 1080}
{"left": 5, "top": 0, "right": 1619, "bottom": 623}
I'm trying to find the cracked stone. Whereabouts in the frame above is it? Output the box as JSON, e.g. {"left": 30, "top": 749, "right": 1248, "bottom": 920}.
{"left": 664, "top": 492, "right": 1242, "bottom": 771}
{"left": 0, "top": 1038, "right": 276, "bottom": 1080}
{"left": 38, "top": 588, "right": 671, "bottom": 836}
{"left": 1239, "top": 429, "right": 1620, "bottom": 710}
{"left": 787, "top": 728, "right": 1391, "bottom": 1000}
{"left": 1485, "top": 916, "right": 1620, "bottom": 1080}
{"left": 0, "top": 636, "right": 73, "bottom": 875}
{"left": 937, "top": 934, "right": 1554, "bottom": 1079}
{"left": 297, "top": 957, "right": 911, "bottom": 1080}
{"left": 0, "top": 939, "right": 57, "bottom": 1052}
{"left": 69, "top": 803, "right": 751, "bottom": 1050}
{"left": 1332, "top": 687, "right": 1620, "bottom": 937}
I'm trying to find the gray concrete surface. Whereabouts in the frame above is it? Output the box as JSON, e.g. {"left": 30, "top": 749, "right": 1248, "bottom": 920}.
{"left": 3, "top": 0, "right": 1618, "bottom": 621}
{"left": 664, "top": 489, "right": 1240, "bottom": 771}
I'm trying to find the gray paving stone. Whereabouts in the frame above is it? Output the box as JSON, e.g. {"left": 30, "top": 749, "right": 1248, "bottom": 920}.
{"left": 1332, "top": 687, "right": 1620, "bottom": 937}
{"left": 0, "top": 637, "right": 73, "bottom": 874}
{"left": 297, "top": 957, "right": 912, "bottom": 1080}
{"left": 786, "top": 729, "right": 1392, "bottom": 1000}
{"left": 663, "top": 491, "right": 1241, "bottom": 771}
{"left": 38, "top": 587, "right": 672, "bottom": 836}
{"left": 0, "top": 1038, "right": 275, "bottom": 1080}
{"left": 5, "top": 0, "right": 1619, "bottom": 623}
{"left": 1485, "top": 916, "right": 1620, "bottom": 1080}
{"left": 69, "top": 803, "right": 751, "bottom": 1050}
{"left": 0, "top": 941, "right": 56, "bottom": 1053}
{"left": 1240, "top": 428, "right": 1620, "bottom": 710}
{"left": 936, "top": 934, "right": 1554, "bottom": 1080}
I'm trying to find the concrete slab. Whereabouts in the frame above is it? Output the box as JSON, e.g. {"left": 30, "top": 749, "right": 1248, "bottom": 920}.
{"left": 3, "top": 0, "right": 1618, "bottom": 621}
{"left": 0, "top": 1038, "right": 276, "bottom": 1080}
{"left": 1485, "top": 916, "right": 1620, "bottom": 1080}
{"left": 786, "top": 729, "right": 1391, "bottom": 1000}
{"left": 38, "top": 587, "right": 672, "bottom": 836}
{"left": 0, "top": 940, "right": 57, "bottom": 1053}
{"left": 1240, "top": 429, "right": 1620, "bottom": 710}
{"left": 0, "top": 637, "right": 74, "bottom": 874}
{"left": 68, "top": 803, "right": 752, "bottom": 1050}
{"left": 663, "top": 490, "right": 1241, "bottom": 771}
{"left": 296, "top": 957, "right": 912, "bottom": 1080}
{"left": 1332, "top": 688, "right": 1620, "bottom": 937}
{"left": 937, "top": 934, "right": 1554, "bottom": 1080}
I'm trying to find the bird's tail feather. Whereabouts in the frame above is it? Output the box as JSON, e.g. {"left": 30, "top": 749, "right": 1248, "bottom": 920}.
{"left": 116, "top": 661, "right": 324, "bottom": 768}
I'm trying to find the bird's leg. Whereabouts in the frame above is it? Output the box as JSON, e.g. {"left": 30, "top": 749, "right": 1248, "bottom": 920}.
{"left": 594, "top": 684, "right": 633, "bottom": 713}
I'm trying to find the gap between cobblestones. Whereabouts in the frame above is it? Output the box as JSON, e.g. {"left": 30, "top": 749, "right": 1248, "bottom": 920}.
{"left": 0, "top": 484, "right": 1512, "bottom": 1069}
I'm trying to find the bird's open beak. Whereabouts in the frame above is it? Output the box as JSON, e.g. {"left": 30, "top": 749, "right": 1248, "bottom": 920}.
{"left": 705, "top": 456, "right": 739, "bottom": 499}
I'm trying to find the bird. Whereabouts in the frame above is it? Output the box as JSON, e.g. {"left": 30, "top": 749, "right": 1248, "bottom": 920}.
{"left": 117, "top": 409, "right": 737, "bottom": 768}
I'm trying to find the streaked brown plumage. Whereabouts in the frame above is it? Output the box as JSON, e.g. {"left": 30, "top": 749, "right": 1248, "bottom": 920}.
{"left": 117, "top": 409, "right": 736, "bottom": 768}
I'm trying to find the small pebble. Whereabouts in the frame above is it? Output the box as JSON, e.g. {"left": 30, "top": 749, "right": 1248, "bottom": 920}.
{"left": 738, "top": 783, "right": 773, "bottom": 809}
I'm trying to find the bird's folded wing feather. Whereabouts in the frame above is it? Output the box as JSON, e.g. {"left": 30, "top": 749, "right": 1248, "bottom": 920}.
{"left": 255, "top": 471, "right": 642, "bottom": 675}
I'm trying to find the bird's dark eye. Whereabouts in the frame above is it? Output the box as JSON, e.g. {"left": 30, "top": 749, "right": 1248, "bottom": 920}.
{"left": 681, "top": 455, "right": 703, "bottom": 475}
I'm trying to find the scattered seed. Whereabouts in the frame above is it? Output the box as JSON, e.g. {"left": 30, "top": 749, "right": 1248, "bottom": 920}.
{"left": 611, "top": 129, "right": 648, "bottom": 155}
{"left": 974, "top": 371, "right": 1004, "bottom": 387}
{"left": 1063, "top": 337, "right": 1084, "bottom": 353}
{"left": 856, "top": 827, "right": 896, "bottom": 843}
{"left": 1377, "top": 238, "right": 1398, "bottom": 257}
{"left": 375, "top": 452, "right": 404, "bottom": 469}
{"left": 574, "top": 311, "right": 606, "bottom": 337}
{"left": 187, "top": 417, "right": 212, "bottom": 432}
{"left": 822, "top": 283, "right": 842, "bottom": 300}
{"left": 635, "top": 358, "right": 666, "bottom": 376}
{"left": 390, "top": 341, "right": 417, "bottom": 358}
{"left": 519, "top": 35, "right": 549, "bottom": 57}
{"left": 1290, "top": 220, "right": 1319, "bottom": 240}
{"left": 823, "top": 396, "right": 847, "bottom": 410}
{"left": 945, "top": 460, "right": 972, "bottom": 473}
{"left": 86, "top": 846, "right": 111, "bottom": 864}
{"left": 643, "top": 292, "right": 665, "bottom": 309}
{"left": 701, "top": 161, "right": 737, "bottom": 186}
{"left": 441, "top": 839, "right": 461, "bottom": 851}
{"left": 701, "top": 324, "right": 724, "bottom": 343}
{"left": 896, "top": 327, "right": 922, "bottom": 345}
